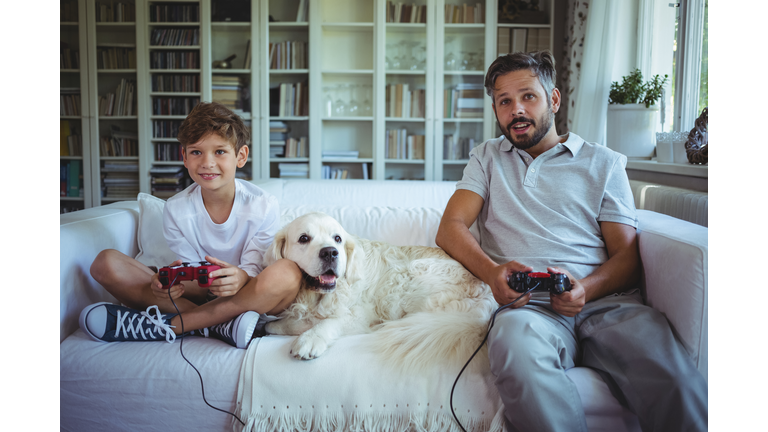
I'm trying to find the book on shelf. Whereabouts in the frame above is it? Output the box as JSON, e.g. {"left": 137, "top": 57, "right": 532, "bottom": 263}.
{"left": 362, "top": 163, "right": 369, "bottom": 180}
{"left": 443, "top": 135, "right": 477, "bottom": 160}
{"left": 322, "top": 150, "right": 359, "bottom": 159}
{"left": 243, "top": 39, "right": 251, "bottom": 69}
{"left": 278, "top": 163, "right": 309, "bottom": 179}
{"left": 99, "top": 79, "right": 136, "bottom": 117}
{"left": 274, "top": 81, "right": 308, "bottom": 117}
{"left": 386, "top": 2, "right": 427, "bottom": 23}
{"left": 60, "top": 120, "right": 82, "bottom": 156}
{"left": 296, "top": 0, "right": 309, "bottom": 22}
{"left": 100, "top": 125, "right": 138, "bottom": 157}
{"left": 385, "top": 129, "right": 424, "bottom": 159}
{"left": 283, "top": 137, "right": 308, "bottom": 158}
{"left": 386, "top": 84, "right": 425, "bottom": 118}
{"left": 444, "top": 3, "right": 483, "bottom": 23}
{"left": 67, "top": 160, "right": 82, "bottom": 197}
{"left": 150, "top": 165, "right": 189, "bottom": 199}
{"left": 322, "top": 166, "right": 350, "bottom": 180}
{"left": 60, "top": 43, "right": 80, "bottom": 69}
{"left": 269, "top": 41, "right": 307, "bottom": 70}
{"left": 511, "top": 28, "right": 527, "bottom": 53}
{"left": 96, "top": 1, "right": 136, "bottom": 23}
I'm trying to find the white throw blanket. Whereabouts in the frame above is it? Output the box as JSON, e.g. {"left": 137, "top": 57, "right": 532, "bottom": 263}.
{"left": 236, "top": 334, "right": 505, "bottom": 432}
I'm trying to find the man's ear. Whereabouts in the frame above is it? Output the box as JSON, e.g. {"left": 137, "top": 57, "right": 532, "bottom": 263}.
{"left": 264, "top": 227, "right": 287, "bottom": 267}
{"left": 551, "top": 88, "right": 561, "bottom": 113}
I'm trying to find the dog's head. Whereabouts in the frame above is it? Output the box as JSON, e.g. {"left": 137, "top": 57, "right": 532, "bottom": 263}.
{"left": 265, "top": 212, "right": 362, "bottom": 293}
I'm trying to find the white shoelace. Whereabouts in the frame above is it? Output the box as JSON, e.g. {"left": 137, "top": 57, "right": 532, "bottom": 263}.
{"left": 114, "top": 305, "right": 177, "bottom": 343}
{"left": 211, "top": 319, "right": 233, "bottom": 339}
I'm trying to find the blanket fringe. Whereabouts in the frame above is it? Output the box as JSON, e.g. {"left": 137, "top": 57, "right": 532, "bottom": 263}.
{"left": 235, "top": 409, "right": 504, "bottom": 432}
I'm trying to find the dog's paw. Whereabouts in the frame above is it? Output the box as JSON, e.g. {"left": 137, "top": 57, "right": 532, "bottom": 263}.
{"left": 290, "top": 332, "right": 330, "bottom": 360}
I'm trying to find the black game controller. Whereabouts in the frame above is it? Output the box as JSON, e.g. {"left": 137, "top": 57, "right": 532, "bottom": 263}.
{"left": 508, "top": 271, "right": 572, "bottom": 295}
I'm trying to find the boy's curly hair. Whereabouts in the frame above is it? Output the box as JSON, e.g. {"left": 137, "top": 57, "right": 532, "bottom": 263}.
{"left": 177, "top": 102, "right": 249, "bottom": 152}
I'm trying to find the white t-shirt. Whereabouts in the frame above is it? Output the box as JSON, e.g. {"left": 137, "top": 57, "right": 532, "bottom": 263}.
{"left": 162, "top": 179, "right": 280, "bottom": 277}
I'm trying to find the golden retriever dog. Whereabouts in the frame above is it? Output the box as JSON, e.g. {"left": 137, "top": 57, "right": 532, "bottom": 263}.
{"left": 263, "top": 212, "right": 498, "bottom": 372}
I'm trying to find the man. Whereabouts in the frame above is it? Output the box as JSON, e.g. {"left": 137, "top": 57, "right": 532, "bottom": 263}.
{"left": 435, "top": 51, "right": 707, "bottom": 432}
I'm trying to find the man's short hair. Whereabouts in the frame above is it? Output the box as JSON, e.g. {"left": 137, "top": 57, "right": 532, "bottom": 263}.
{"left": 177, "top": 102, "right": 249, "bottom": 152}
{"left": 484, "top": 51, "right": 557, "bottom": 101}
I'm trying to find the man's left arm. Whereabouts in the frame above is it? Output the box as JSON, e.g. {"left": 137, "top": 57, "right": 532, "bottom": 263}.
{"left": 549, "top": 221, "right": 641, "bottom": 317}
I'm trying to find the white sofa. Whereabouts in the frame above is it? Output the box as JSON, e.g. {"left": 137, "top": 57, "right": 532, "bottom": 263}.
{"left": 60, "top": 179, "right": 708, "bottom": 432}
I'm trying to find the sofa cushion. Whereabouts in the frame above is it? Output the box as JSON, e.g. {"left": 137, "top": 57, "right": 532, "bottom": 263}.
{"left": 60, "top": 330, "right": 246, "bottom": 431}
{"left": 135, "top": 193, "right": 176, "bottom": 268}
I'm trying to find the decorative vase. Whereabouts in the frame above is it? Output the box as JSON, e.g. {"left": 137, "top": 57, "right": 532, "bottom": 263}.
{"left": 606, "top": 104, "right": 659, "bottom": 160}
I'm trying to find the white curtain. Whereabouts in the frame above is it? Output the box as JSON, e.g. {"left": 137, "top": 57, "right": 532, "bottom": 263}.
{"left": 568, "top": 0, "right": 629, "bottom": 145}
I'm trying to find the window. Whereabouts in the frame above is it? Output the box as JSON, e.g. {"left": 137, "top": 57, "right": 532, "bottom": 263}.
{"left": 639, "top": 0, "right": 707, "bottom": 133}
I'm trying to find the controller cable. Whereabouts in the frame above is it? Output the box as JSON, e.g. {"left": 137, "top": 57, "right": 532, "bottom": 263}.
{"left": 449, "top": 282, "right": 539, "bottom": 432}
{"left": 165, "top": 274, "right": 246, "bottom": 427}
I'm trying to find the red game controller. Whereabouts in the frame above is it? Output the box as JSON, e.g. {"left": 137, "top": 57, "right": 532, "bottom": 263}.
{"left": 158, "top": 261, "right": 221, "bottom": 288}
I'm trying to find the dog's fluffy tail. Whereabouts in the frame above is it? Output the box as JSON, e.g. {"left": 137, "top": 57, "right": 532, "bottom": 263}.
{"left": 363, "top": 309, "right": 493, "bottom": 375}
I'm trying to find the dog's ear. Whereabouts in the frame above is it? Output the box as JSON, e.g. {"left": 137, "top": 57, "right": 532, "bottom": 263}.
{"left": 264, "top": 226, "right": 287, "bottom": 267}
{"left": 343, "top": 234, "right": 364, "bottom": 286}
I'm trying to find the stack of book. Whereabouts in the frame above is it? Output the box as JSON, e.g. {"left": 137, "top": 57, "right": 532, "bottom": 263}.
{"left": 100, "top": 125, "right": 138, "bottom": 157}
{"left": 150, "top": 165, "right": 189, "bottom": 199}
{"left": 60, "top": 160, "right": 83, "bottom": 197}
{"left": 386, "top": 2, "right": 428, "bottom": 23}
{"left": 386, "top": 84, "right": 425, "bottom": 118}
{"left": 497, "top": 28, "right": 551, "bottom": 55}
{"left": 278, "top": 163, "right": 309, "bottom": 179}
{"left": 60, "top": 121, "right": 82, "bottom": 156}
{"left": 212, "top": 75, "right": 243, "bottom": 112}
{"left": 322, "top": 150, "right": 359, "bottom": 159}
{"left": 444, "top": 83, "right": 484, "bottom": 118}
{"left": 152, "top": 120, "right": 182, "bottom": 138}
{"left": 60, "top": 88, "right": 81, "bottom": 116}
{"left": 444, "top": 3, "right": 484, "bottom": 23}
{"left": 443, "top": 134, "right": 477, "bottom": 160}
{"left": 99, "top": 79, "right": 136, "bottom": 116}
{"left": 152, "top": 74, "right": 199, "bottom": 92}
{"left": 269, "top": 121, "right": 288, "bottom": 158}
{"left": 386, "top": 129, "right": 425, "bottom": 159}
{"left": 101, "top": 160, "right": 139, "bottom": 200}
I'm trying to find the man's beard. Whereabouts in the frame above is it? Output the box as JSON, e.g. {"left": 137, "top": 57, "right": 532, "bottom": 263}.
{"left": 498, "top": 105, "right": 554, "bottom": 151}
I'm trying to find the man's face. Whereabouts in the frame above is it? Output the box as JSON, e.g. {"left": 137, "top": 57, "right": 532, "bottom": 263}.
{"left": 491, "top": 69, "right": 558, "bottom": 153}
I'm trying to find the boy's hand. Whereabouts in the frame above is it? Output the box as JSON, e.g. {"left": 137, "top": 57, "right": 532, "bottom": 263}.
{"left": 150, "top": 259, "right": 184, "bottom": 300}
{"left": 205, "top": 256, "right": 251, "bottom": 297}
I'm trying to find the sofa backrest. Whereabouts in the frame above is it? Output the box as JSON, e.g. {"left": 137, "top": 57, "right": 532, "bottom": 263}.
{"left": 253, "top": 179, "right": 458, "bottom": 210}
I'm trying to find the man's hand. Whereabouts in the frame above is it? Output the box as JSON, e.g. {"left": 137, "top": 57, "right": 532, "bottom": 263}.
{"left": 205, "top": 256, "right": 251, "bottom": 297}
{"left": 150, "top": 259, "right": 184, "bottom": 300}
{"left": 547, "top": 266, "right": 586, "bottom": 317}
{"left": 486, "top": 261, "right": 534, "bottom": 307}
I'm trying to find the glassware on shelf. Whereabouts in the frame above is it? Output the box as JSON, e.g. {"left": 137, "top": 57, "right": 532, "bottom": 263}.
{"left": 444, "top": 37, "right": 456, "bottom": 71}
{"left": 416, "top": 45, "right": 427, "bottom": 71}
{"left": 348, "top": 84, "right": 360, "bottom": 117}
{"left": 406, "top": 41, "right": 420, "bottom": 71}
{"left": 388, "top": 43, "right": 401, "bottom": 70}
{"left": 333, "top": 84, "right": 347, "bottom": 117}
{"left": 362, "top": 84, "right": 372, "bottom": 116}
{"left": 459, "top": 51, "right": 470, "bottom": 71}
{"left": 322, "top": 86, "right": 333, "bottom": 118}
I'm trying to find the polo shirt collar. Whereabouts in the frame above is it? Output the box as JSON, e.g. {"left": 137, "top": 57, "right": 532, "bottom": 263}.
{"left": 500, "top": 132, "right": 585, "bottom": 157}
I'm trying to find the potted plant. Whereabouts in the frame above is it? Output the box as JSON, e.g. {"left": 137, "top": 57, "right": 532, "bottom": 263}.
{"left": 606, "top": 69, "right": 668, "bottom": 159}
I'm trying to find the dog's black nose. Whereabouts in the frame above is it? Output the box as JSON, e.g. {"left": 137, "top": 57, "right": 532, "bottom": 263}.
{"left": 319, "top": 247, "right": 339, "bottom": 263}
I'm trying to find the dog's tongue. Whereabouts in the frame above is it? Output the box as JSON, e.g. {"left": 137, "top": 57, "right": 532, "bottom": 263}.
{"left": 319, "top": 274, "right": 336, "bottom": 284}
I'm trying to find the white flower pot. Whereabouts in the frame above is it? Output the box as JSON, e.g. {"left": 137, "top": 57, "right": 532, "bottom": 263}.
{"left": 606, "top": 104, "right": 659, "bottom": 160}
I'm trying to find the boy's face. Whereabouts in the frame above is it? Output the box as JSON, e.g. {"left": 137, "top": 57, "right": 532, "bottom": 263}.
{"left": 183, "top": 133, "right": 248, "bottom": 196}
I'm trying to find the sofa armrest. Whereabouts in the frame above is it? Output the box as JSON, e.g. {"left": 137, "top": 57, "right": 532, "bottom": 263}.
{"left": 60, "top": 201, "right": 140, "bottom": 342}
{"left": 636, "top": 209, "right": 708, "bottom": 381}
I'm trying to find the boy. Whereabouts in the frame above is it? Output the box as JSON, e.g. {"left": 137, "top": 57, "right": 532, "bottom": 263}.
{"left": 80, "top": 102, "right": 301, "bottom": 349}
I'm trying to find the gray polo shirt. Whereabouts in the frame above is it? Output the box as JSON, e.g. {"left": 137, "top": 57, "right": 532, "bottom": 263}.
{"left": 456, "top": 133, "right": 637, "bottom": 282}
